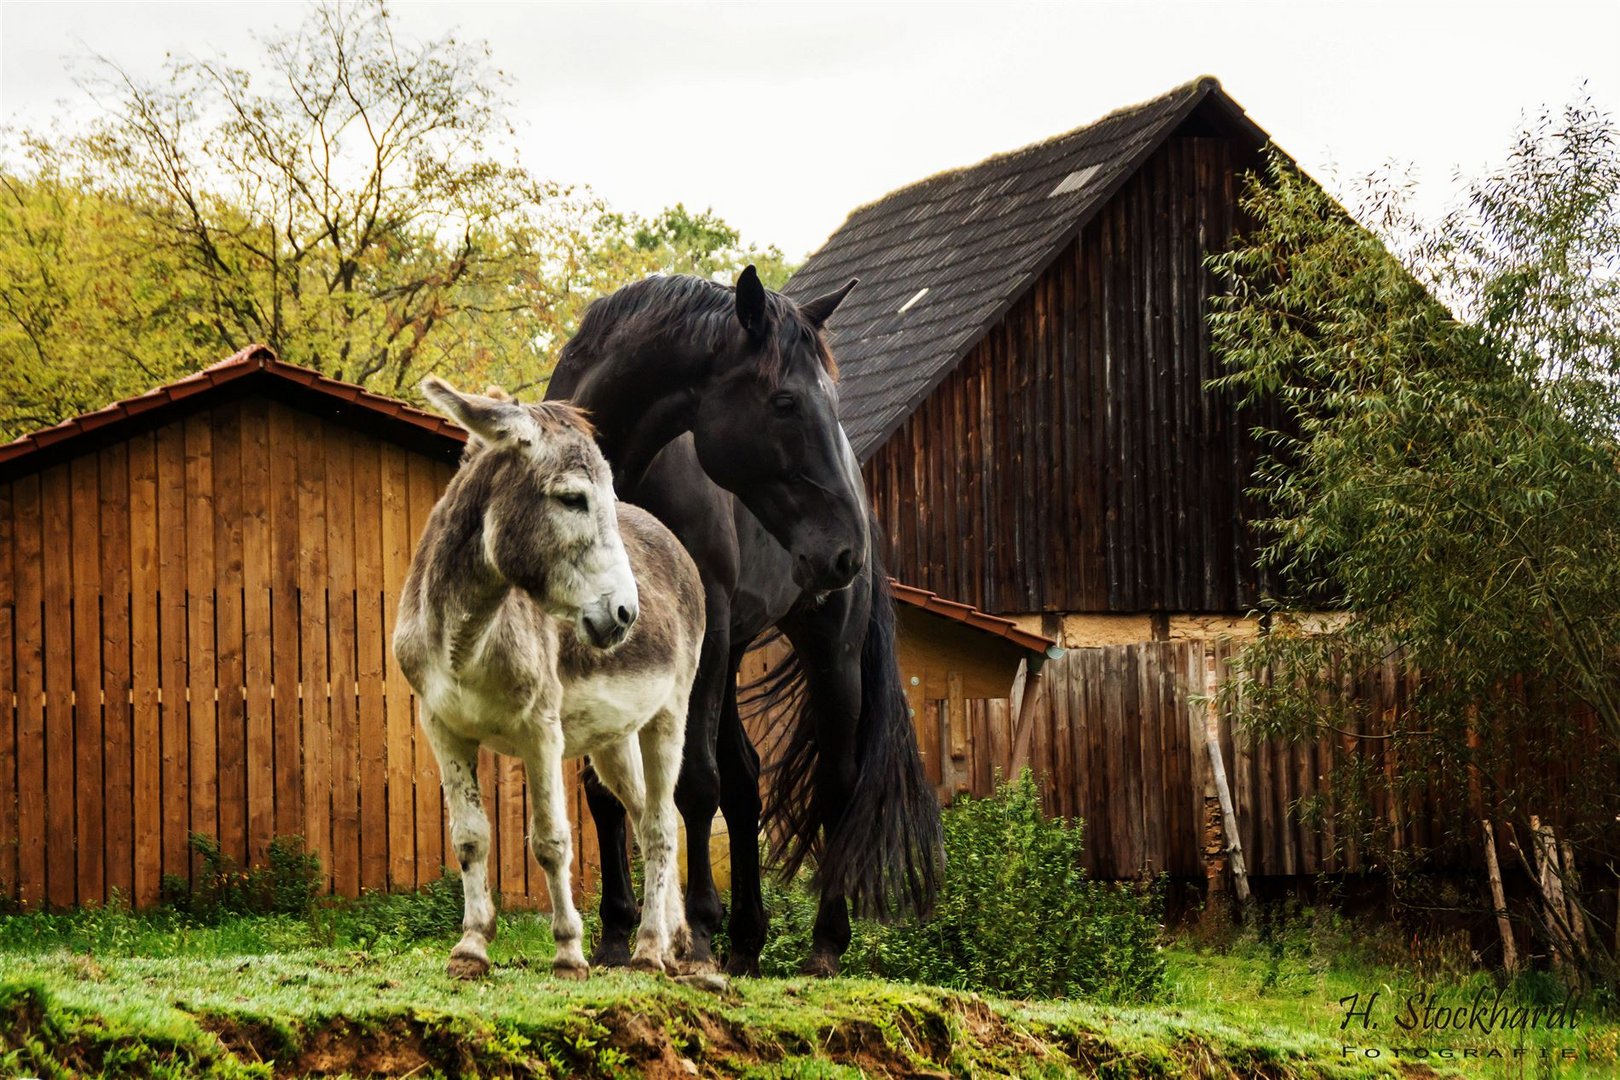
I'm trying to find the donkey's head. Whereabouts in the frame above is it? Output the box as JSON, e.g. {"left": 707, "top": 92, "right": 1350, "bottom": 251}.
{"left": 423, "top": 378, "right": 639, "bottom": 649}
{"left": 693, "top": 267, "right": 868, "bottom": 593}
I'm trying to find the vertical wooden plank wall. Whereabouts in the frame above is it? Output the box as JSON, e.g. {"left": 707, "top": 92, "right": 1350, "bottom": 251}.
{"left": 863, "top": 136, "right": 1284, "bottom": 616}
{"left": 0, "top": 400, "right": 577, "bottom": 908}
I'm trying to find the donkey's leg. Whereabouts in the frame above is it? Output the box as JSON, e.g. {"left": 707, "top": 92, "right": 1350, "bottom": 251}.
{"left": 522, "top": 726, "right": 588, "bottom": 980}
{"left": 581, "top": 767, "right": 638, "bottom": 968}
{"left": 782, "top": 595, "right": 867, "bottom": 978}
{"left": 675, "top": 622, "right": 730, "bottom": 969}
{"left": 421, "top": 722, "right": 497, "bottom": 979}
{"left": 716, "top": 656, "right": 767, "bottom": 977}
{"left": 632, "top": 706, "right": 685, "bottom": 973}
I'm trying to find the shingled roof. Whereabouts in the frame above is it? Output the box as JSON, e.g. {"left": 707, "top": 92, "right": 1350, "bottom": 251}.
{"left": 785, "top": 76, "right": 1268, "bottom": 460}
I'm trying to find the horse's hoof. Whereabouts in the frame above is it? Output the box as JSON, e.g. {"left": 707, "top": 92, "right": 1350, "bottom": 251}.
{"left": 724, "top": 953, "right": 762, "bottom": 978}
{"left": 591, "top": 940, "right": 633, "bottom": 968}
{"left": 800, "top": 951, "right": 839, "bottom": 978}
{"left": 447, "top": 951, "right": 490, "bottom": 980}
{"left": 553, "top": 959, "right": 590, "bottom": 981}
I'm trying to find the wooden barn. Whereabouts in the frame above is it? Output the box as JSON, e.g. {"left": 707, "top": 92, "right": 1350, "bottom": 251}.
{"left": 781, "top": 76, "right": 1359, "bottom": 880}
{"left": 0, "top": 348, "right": 1063, "bottom": 908}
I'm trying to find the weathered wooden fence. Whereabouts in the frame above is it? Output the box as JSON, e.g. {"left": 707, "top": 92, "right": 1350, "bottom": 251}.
{"left": 0, "top": 398, "right": 594, "bottom": 910}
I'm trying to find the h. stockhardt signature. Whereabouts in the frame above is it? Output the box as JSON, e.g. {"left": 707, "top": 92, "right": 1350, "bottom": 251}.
{"left": 1339, "top": 988, "right": 1581, "bottom": 1033}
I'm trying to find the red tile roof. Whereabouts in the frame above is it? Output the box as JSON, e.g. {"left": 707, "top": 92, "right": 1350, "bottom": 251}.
{"left": 889, "top": 580, "right": 1063, "bottom": 659}
{"left": 0, "top": 345, "right": 467, "bottom": 475}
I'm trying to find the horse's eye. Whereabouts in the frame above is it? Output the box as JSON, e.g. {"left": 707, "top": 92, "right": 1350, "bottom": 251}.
{"left": 771, "top": 392, "right": 796, "bottom": 415}
{"left": 556, "top": 492, "right": 588, "bottom": 512}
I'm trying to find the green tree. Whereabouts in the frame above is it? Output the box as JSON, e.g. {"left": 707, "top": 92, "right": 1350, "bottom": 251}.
{"left": 1209, "top": 100, "right": 1620, "bottom": 984}
{"left": 0, "top": 1, "right": 794, "bottom": 439}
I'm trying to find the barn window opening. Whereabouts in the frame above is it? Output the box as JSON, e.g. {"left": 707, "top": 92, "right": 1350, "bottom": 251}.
{"left": 897, "top": 287, "right": 929, "bottom": 314}
{"left": 1049, "top": 164, "right": 1102, "bottom": 197}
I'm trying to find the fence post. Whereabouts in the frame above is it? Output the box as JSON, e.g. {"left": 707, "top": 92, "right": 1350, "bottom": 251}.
{"left": 1203, "top": 642, "right": 1252, "bottom": 922}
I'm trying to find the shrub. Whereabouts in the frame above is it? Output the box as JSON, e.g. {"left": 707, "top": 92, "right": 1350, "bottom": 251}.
{"left": 322, "top": 871, "right": 465, "bottom": 948}
{"left": 171, "top": 833, "right": 323, "bottom": 922}
{"left": 733, "top": 772, "right": 1167, "bottom": 1001}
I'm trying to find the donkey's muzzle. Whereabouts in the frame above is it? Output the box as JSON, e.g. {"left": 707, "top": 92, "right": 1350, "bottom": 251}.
{"left": 581, "top": 597, "right": 637, "bottom": 649}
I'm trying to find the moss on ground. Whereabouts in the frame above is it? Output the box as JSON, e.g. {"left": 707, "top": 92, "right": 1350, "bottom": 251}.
{"left": 0, "top": 911, "right": 1612, "bottom": 1078}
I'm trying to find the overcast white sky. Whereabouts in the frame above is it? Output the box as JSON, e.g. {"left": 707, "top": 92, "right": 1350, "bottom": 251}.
{"left": 2, "top": 0, "right": 1617, "bottom": 258}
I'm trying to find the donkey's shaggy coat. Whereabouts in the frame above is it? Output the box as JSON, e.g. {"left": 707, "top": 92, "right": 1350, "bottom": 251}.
{"left": 394, "top": 379, "right": 704, "bottom": 980}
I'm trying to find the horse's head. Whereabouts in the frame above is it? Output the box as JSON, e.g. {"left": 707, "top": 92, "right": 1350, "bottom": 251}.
{"left": 693, "top": 267, "right": 868, "bottom": 593}
{"left": 423, "top": 378, "right": 639, "bottom": 649}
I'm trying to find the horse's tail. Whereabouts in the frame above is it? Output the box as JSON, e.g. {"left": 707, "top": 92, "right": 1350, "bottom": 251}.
{"left": 749, "top": 546, "right": 943, "bottom": 920}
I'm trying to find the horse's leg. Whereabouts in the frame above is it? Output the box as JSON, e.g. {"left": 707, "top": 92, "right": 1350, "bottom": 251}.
{"left": 676, "top": 621, "right": 730, "bottom": 970}
{"left": 782, "top": 593, "right": 867, "bottom": 978}
{"left": 587, "top": 739, "right": 650, "bottom": 965}
{"left": 521, "top": 724, "right": 588, "bottom": 980}
{"left": 421, "top": 721, "right": 497, "bottom": 979}
{"left": 632, "top": 705, "right": 685, "bottom": 973}
{"left": 717, "top": 651, "right": 766, "bottom": 977}
{"left": 582, "top": 765, "right": 638, "bottom": 968}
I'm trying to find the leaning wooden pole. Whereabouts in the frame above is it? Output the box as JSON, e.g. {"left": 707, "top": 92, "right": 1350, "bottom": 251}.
{"left": 1203, "top": 643, "right": 1252, "bottom": 921}
{"left": 1009, "top": 662, "right": 1047, "bottom": 778}
{"left": 1481, "top": 819, "right": 1520, "bottom": 973}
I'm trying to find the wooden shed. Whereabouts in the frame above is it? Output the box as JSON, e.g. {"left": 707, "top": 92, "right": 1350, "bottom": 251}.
{"left": 781, "top": 78, "right": 1356, "bottom": 879}
{"left": 0, "top": 346, "right": 589, "bottom": 909}
{"left": 787, "top": 75, "right": 1281, "bottom": 628}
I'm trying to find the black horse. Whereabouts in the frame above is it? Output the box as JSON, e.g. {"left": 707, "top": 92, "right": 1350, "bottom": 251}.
{"left": 546, "top": 268, "right": 941, "bottom": 975}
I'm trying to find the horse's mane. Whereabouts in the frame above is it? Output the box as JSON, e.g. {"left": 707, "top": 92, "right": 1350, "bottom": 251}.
{"left": 559, "top": 274, "right": 837, "bottom": 386}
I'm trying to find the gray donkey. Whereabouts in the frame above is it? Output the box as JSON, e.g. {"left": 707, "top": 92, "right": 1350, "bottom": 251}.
{"left": 394, "top": 378, "right": 705, "bottom": 980}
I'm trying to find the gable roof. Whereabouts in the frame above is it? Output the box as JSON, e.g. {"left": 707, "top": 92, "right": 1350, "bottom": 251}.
{"left": 785, "top": 76, "right": 1268, "bottom": 460}
{"left": 0, "top": 345, "right": 468, "bottom": 480}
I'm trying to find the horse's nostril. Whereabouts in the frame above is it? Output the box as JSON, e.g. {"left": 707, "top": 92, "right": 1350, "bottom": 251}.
{"left": 834, "top": 547, "right": 857, "bottom": 577}
{"left": 617, "top": 604, "right": 633, "bottom": 626}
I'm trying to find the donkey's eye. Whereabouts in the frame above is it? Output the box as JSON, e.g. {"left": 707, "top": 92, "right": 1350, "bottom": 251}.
{"left": 771, "top": 392, "right": 796, "bottom": 415}
{"left": 556, "top": 492, "right": 589, "bottom": 512}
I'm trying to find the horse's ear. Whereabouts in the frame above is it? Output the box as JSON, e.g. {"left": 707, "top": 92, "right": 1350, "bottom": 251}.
{"left": 735, "top": 264, "right": 768, "bottom": 341}
{"left": 422, "top": 377, "right": 528, "bottom": 446}
{"left": 798, "top": 278, "right": 858, "bottom": 329}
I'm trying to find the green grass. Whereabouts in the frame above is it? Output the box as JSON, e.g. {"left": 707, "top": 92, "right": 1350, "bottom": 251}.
{"left": 1, "top": 905, "right": 1615, "bottom": 1078}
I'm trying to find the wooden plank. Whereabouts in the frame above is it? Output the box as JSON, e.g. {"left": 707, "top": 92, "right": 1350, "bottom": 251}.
{"left": 324, "top": 427, "right": 360, "bottom": 897}
{"left": 69, "top": 456, "right": 105, "bottom": 904}
{"left": 408, "top": 455, "right": 445, "bottom": 884}
{"left": 351, "top": 437, "right": 389, "bottom": 891}
{"left": 499, "top": 752, "right": 525, "bottom": 903}
{"left": 0, "top": 482, "right": 16, "bottom": 902}
{"left": 379, "top": 443, "right": 415, "bottom": 890}
{"left": 266, "top": 404, "right": 304, "bottom": 842}
{"left": 98, "top": 442, "right": 135, "bottom": 902}
{"left": 239, "top": 400, "right": 274, "bottom": 866}
{"left": 155, "top": 422, "right": 191, "bottom": 883}
{"left": 212, "top": 403, "right": 247, "bottom": 867}
{"left": 127, "top": 432, "right": 162, "bottom": 905}
{"left": 12, "top": 475, "right": 46, "bottom": 905}
{"left": 295, "top": 421, "right": 331, "bottom": 889}
{"left": 184, "top": 414, "right": 219, "bottom": 873}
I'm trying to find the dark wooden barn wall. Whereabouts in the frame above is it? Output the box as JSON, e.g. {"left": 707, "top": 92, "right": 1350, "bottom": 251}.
{"left": 0, "top": 399, "right": 598, "bottom": 909}
{"left": 863, "top": 134, "right": 1282, "bottom": 615}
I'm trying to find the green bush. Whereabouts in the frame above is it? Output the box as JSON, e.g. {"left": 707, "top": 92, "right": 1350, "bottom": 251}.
{"left": 168, "top": 834, "right": 323, "bottom": 922}
{"left": 734, "top": 772, "right": 1167, "bottom": 1001}
{"left": 320, "top": 871, "right": 465, "bottom": 948}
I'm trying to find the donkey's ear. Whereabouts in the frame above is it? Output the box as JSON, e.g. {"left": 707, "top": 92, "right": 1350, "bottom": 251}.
{"left": 798, "top": 278, "right": 858, "bottom": 329}
{"left": 422, "top": 377, "right": 528, "bottom": 445}
{"left": 735, "top": 264, "right": 768, "bottom": 341}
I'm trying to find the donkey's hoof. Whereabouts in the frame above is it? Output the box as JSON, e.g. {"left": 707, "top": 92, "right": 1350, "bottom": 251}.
{"left": 630, "top": 954, "right": 667, "bottom": 976}
{"left": 552, "top": 958, "right": 590, "bottom": 981}
{"left": 800, "top": 951, "right": 839, "bottom": 978}
{"left": 447, "top": 951, "right": 490, "bottom": 980}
